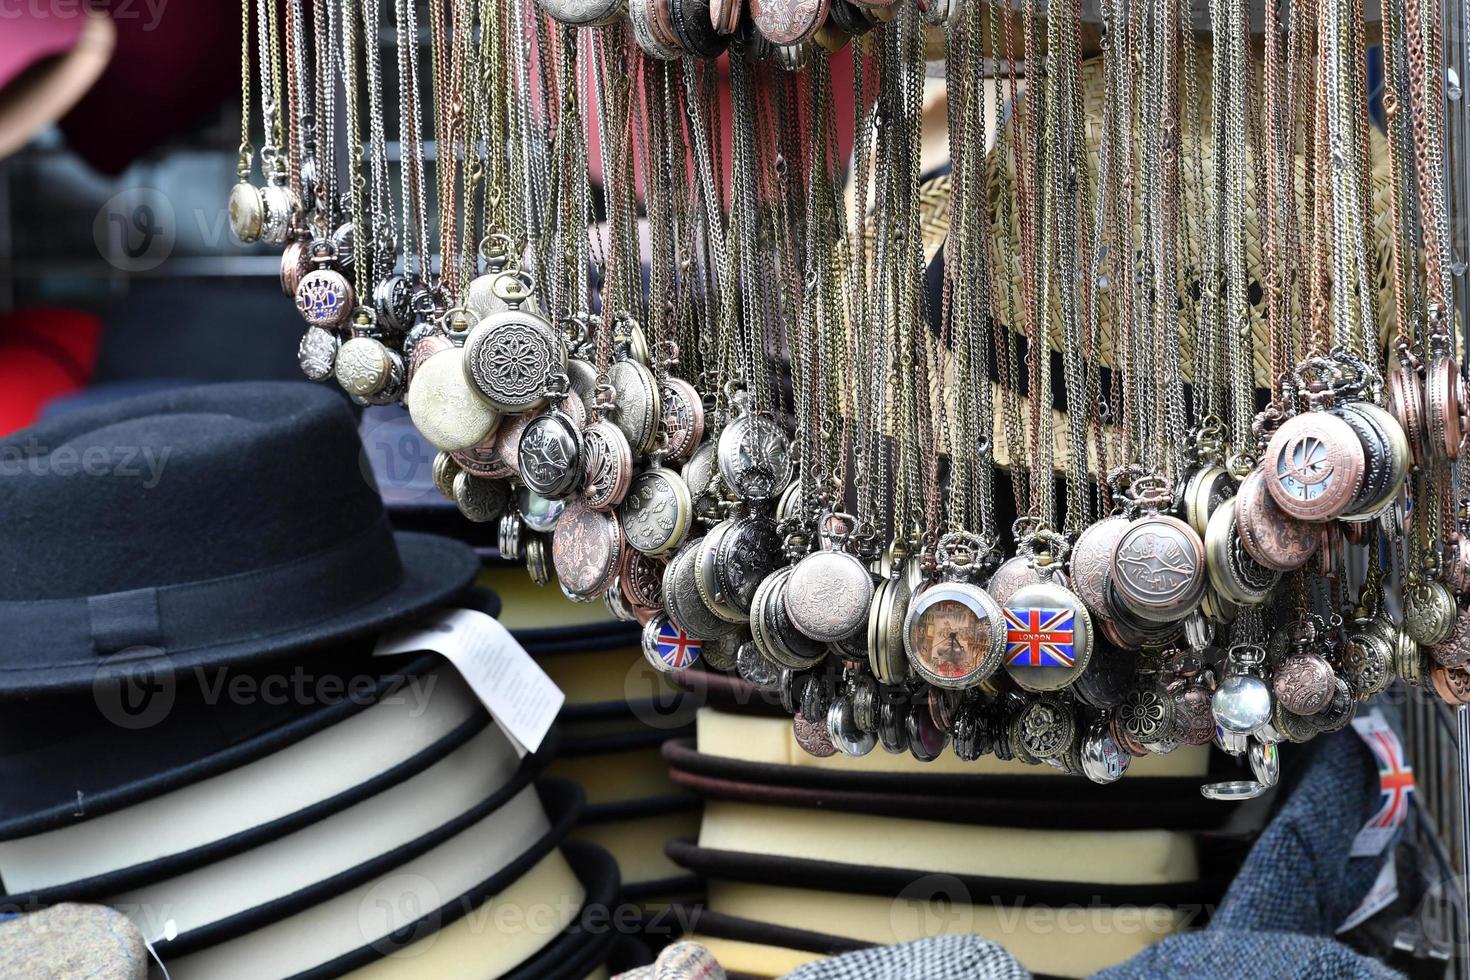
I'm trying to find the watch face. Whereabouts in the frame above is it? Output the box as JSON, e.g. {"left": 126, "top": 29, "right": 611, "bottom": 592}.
{"left": 903, "top": 583, "right": 1003, "bottom": 689}
{"left": 1002, "top": 582, "right": 1093, "bottom": 691}
{"left": 1263, "top": 412, "right": 1365, "bottom": 521}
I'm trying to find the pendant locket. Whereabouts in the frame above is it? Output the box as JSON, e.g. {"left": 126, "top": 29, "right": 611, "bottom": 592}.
{"left": 518, "top": 383, "right": 585, "bottom": 501}
{"left": 462, "top": 273, "right": 567, "bottom": 414}
{"left": 295, "top": 240, "right": 354, "bottom": 330}
{"left": 1262, "top": 410, "right": 1366, "bottom": 522}
{"left": 620, "top": 454, "right": 694, "bottom": 556}
{"left": 1109, "top": 481, "right": 1207, "bottom": 624}
{"left": 786, "top": 544, "right": 873, "bottom": 644}
{"left": 1002, "top": 576, "right": 1094, "bottom": 692}
{"left": 716, "top": 393, "right": 794, "bottom": 501}
{"left": 902, "top": 536, "right": 1006, "bottom": 690}
{"left": 406, "top": 339, "right": 504, "bottom": 453}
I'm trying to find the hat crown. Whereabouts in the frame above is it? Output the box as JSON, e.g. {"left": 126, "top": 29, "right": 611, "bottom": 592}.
{"left": 0, "top": 383, "right": 383, "bottom": 600}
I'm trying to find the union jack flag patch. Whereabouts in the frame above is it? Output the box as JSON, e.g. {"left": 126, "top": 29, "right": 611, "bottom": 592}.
{"left": 1003, "top": 606, "right": 1076, "bottom": 668}
{"left": 654, "top": 618, "right": 701, "bottom": 670}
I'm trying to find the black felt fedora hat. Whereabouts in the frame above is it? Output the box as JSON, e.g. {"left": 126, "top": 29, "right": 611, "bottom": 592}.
{"left": 0, "top": 381, "right": 479, "bottom": 697}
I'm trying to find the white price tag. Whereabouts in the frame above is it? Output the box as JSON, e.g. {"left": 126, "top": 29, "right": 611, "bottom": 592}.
{"left": 374, "top": 608, "right": 564, "bottom": 757}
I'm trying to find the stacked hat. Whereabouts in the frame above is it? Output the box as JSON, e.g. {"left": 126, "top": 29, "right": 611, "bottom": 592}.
{"left": 0, "top": 383, "right": 620, "bottom": 978}
{"left": 478, "top": 563, "right": 706, "bottom": 953}
{"left": 659, "top": 670, "right": 1266, "bottom": 978}
{"left": 363, "top": 400, "right": 706, "bottom": 950}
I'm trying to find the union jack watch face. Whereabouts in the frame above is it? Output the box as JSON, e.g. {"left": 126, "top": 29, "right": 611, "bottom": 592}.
{"left": 1002, "top": 581, "right": 1094, "bottom": 692}
{"left": 642, "top": 612, "right": 702, "bottom": 672}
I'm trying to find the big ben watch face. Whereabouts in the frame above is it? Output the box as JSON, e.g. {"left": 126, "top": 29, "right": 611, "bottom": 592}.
{"left": 902, "top": 582, "right": 1004, "bottom": 689}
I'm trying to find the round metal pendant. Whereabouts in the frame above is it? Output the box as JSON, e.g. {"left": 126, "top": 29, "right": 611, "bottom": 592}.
{"left": 1347, "top": 403, "right": 1411, "bottom": 515}
{"left": 1171, "top": 682, "right": 1216, "bottom": 746}
{"left": 1204, "top": 499, "right": 1279, "bottom": 606}
{"left": 701, "top": 629, "right": 744, "bottom": 671}
{"left": 868, "top": 571, "right": 911, "bottom": 685}
{"left": 1200, "top": 779, "right": 1268, "bottom": 801}
{"left": 716, "top": 412, "right": 794, "bottom": 501}
{"left": 1080, "top": 720, "right": 1130, "bottom": 784}
{"left": 643, "top": 613, "right": 702, "bottom": 672}
{"left": 664, "top": 540, "right": 737, "bottom": 640}
{"left": 1233, "top": 470, "right": 1319, "bottom": 571}
{"left": 372, "top": 274, "right": 414, "bottom": 333}
{"left": 518, "top": 487, "right": 567, "bottom": 534}
{"left": 228, "top": 181, "right": 264, "bottom": 243}
{"left": 406, "top": 347, "right": 503, "bottom": 452}
{"left": 1430, "top": 663, "right": 1470, "bottom": 705}
{"left": 749, "top": 566, "right": 825, "bottom": 669}
{"left": 826, "top": 697, "right": 877, "bottom": 757}
{"left": 902, "top": 582, "right": 1005, "bottom": 689}
{"left": 1071, "top": 639, "right": 1133, "bottom": 709}
{"left": 1388, "top": 354, "right": 1427, "bottom": 463}
{"left": 451, "top": 432, "right": 513, "bottom": 482}
{"left": 1212, "top": 673, "right": 1273, "bottom": 733}
{"left": 551, "top": 501, "right": 621, "bottom": 599}
{"left": 1405, "top": 581, "right": 1458, "bottom": 646}
{"left": 1330, "top": 404, "right": 1397, "bottom": 518}
{"left": 566, "top": 357, "right": 599, "bottom": 415}
{"left": 987, "top": 555, "right": 1065, "bottom": 608}
{"left": 296, "top": 267, "right": 354, "bottom": 329}
{"left": 1272, "top": 653, "right": 1336, "bottom": 715}
{"left": 536, "top": 0, "right": 622, "bottom": 25}
{"left": 297, "top": 326, "right": 340, "bottom": 382}
{"left": 463, "top": 310, "right": 567, "bottom": 413}
{"left": 518, "top": 411, "right": 584, "bottom": 500}
{"left": 607, "top": 359, "right": 662, "bottom": 454}
{"left": 619, "top": 549, "right": 666, "bottom": 613}
{"left": 453, "top": 471, "right": 509, "bottom": 524}
{"left": 905, "top": 702, "right": 949, "bottom": 762}
{"left": 683, "top": 440, "right": 728, "bottom": 518}
{"left": 794, "top": 711, "right": 838, "bottom": 758}
{"left": 783, "top": 550, "right": 873, "bottom": 643}
{"left": 1001, "top": 581, "right": 1093, "bottom": 692}
{"left": 1249, "top": 741, "right": 1280, "bottom": 786}
{"left": 659, "top": 376, "right": 706, "bottom": 464}
{"left": 1262, "top": 412, "right": 1366, "bottom": 521}
{"left": 620, "top": 465, "right": 694, "bottom": 556}
{"left": 712, "top": 515, "right": 781, "bottom": 617}
{"left": 1425, "top": 353, "right": 1465, "bottom": 461}
{"left": 525, "top": 534, "right": 552, "bottom": 587}
{"left": 498, "top": 511, "right": 524, "bottom": 561}
{"left": 432, "top": 452, "right": 461, "bottom": 500}
{"left": 750, "top": 0, "right": 828, "bottom": 44}
{"left": 1117, "top": 685, "right": 1176, "bottom": 743}
{"left": 1428, "top": 603, "right": 1470, "bottom": 667}
{"left": 1069, "top": 515, "right": 1129, "bottom": 621}
{"left": 1182, "top": 464, "right": 1235, "bottom": 537}
{"left": 581, "top": 419, "right": 635, "bottom": 512}
{"left": 334, "top": 336, "right": 392, "bottom": 397}
{"left": 736, "top": 639, "right": 783, "bottom": 689}
{"left": 1010, "top": 697, "right": 1075, "bottom": 760}
{"left": 258, "top": 183, "right": 294, "bottom": 245}
{"left": 1111, "top": 514, "right": 1207, "bottom": 622}
{"left": 631, "top": 0, "right": 685, "bottom": 59}
{"left": 1343, "top": 630, "right": 1394, "bottom": 697}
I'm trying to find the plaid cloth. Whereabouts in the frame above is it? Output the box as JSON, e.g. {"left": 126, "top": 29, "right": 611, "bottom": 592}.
{"left": 779, "top": 709, "right": 1407, "bottom": 980}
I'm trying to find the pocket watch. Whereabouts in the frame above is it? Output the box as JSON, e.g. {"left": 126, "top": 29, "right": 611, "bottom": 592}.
{"left": 620, "top": 457, "right": 694, "bottom": 555}
{"left": 462, "top": 274, "right": 567, "bottom": 414}
{"left": 1170, "top": 679, "right": 1216, "bottom": 746}
{"left": 704, "top": 515, "right": 781, "bottom": 620}
{"left": 670, "top": 0, "right": 732, "bottom": 57}
{"left": 1342, "top": 628, "right": 1394, "bottom": 698}
{"left": 785, "top": 549, "right": 873, "bottom": 643}
{"left": 619, "top": 549, "right": 666, "bottom": 617}
{"left": 1212, "top": 645, "right": 1274, "bottom": 734}
{"left": 749, "top": 566, "right": 826, "bottom": 669}
{"left": 1002, "top": 577, "right": 1094, "bottom": 692}
{"left": 280, "top": 235, "right": 313, "bottom": 297}
{"left": 750, "top": 0, "right": 828, "bottom": 44}
{"left": 1424, "top": 344, "right": 1465, "bottom": 461}
{"left": 683, "top": 440, "right": 729, "bottom": 518}
{"left": 1069, "top": 514, "right": 1129, "bottom": 622}
{"left": 948, "top": 694, "right": 987, "bottom": 761}
{"left": 518, "top": 386, "right": 585, "bottom": 500}
{"left": 643, "top": 613, "right": 703, "bottom": 672}
{"left": 1010, "top": 697, "right": 1075, "bottom": 761}
{"left": 1405, "top": 579, "right": 1457, "bottom": 646}
{"left": 525, "top": 534, "right": 552, "bottom": 587}
{"left": 1116, "top": 675, "right": 1176, "bottom": 745}
{"left": 659, "top": 375, "right": 706, "bottom": 465}
{"left": 582, "top": 417, "right": 635, "bottom": 512}
{"left": 1335, "top": 402, "right": 1410, "bottom": 519}
{"left": 1330, "top": 403, "right": 1405, "bottom": 520}
{"left": 868, "top": 562, "right": 913, "bottom": 685}
{"left": 295, "top": 241, "right": 354, "bottom": 329}
{"left": 631, "top": 0, "right": 685, "bottom": 59}
{"left": 228, "top": 180, "right": 264, "bottom": 244}
{"left": 1079, "top": 719, "right": 1131, "bottom": 784}
{"left": 1203, "top": 499, "right": 1279, "bottom": 606}
{"left": 826, "top": 696, "right": 877, "bottom": 757}
{"left": 794, "top": 710, "right": 838, "bottom": 758}
{"left": 431, "top": 452, "right": 461, "bottom": 500}
{"left": 406, "top": 346, "right": 504, "bottom": 453}
{"left": 700, "top": 629, "right": 744, "bottom": 672}
{"left": 1430, "top": 662, "right": 1470, "bottom": 705}
{"left": 498, "top": 510, "right": 524, "bottom": 561}
{"left": 258, "top": 176, "right": 296, "bottom": 246}
{"left": 903, "top": 548, "right": 1006, "bottom": 690}
{"left": 1388, "top": 347, "right": 1426, "bottom": 464}
{"left": 607, "top": 357, "right": 663, "bottom": 454}
{"left": 551, "top": 500, "right": 622, "bottom": 599}
{"left": 1110, "top": 483, "right": 1207, "bottom": 623}
{"left": 1262, "top": 411, "right": 1366, "bottom": 521}
{"left": 1071, "top": 639, "right": 1133, "bottom": 709}
{"left": 1180, "top": 462, "right": 1235, "bottom": 537}
{"left": 536, "top": 0, "right": 624, "bottom": 26}
{"left": 664, "top": 539, "right": 737, "bottom": 640}
{"left": 297, "top": 327, "right": 340, "bottom": 382}
{"left": 1233, "top": 470, "right": 1320, "bottom": 571}
{"left": 736, "top": 639, "right": 784, "bottom": 689}
{"left": 1271, "top": 651, "right": 1336, "bottom": 716}
{"left": 1427, "top": 601, "right": 1470, "bottom": 667}
{"left": 335, "top": 323, "right": 404, "bottom": 401}
{"left": 716, "top": 394, "right": 793, "bottom": 501}
{"left": 452, "top": 471, "right": 509, "bottom": 524}
{"left": 905, "top": 701, "right": 948, "bottom": 762}
{"left": 518, "top": 487, "right": 567, "bottom": 534}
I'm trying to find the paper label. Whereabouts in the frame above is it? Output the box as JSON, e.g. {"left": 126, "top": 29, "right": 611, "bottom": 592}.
{"left": 1349, "top": 708, "right": 1415, "bottom": 858}
{"left": 375, "top": 608, "right": 564, "bottom": 757}
{"left": 1337, "top": 851, "right": 1399, "bottom": 933}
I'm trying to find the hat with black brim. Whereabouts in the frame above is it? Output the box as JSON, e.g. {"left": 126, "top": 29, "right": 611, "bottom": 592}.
{"left": 0, "top": 382, "right": 480, "bottom": 699}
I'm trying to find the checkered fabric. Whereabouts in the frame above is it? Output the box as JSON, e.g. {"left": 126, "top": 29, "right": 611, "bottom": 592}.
{"left": 783, "top": 935, "right": 1030, "bottom": 980}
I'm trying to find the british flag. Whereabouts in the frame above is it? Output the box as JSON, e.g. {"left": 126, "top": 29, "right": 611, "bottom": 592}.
{"left": 1003, "top": 607, "right": 1076, "bottom": 668}
{"left": 654, "top": 619, "right": 702, "bottom": 670}
{"left": 1367, "top": 727, "right": 1414, "bottom": 829}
